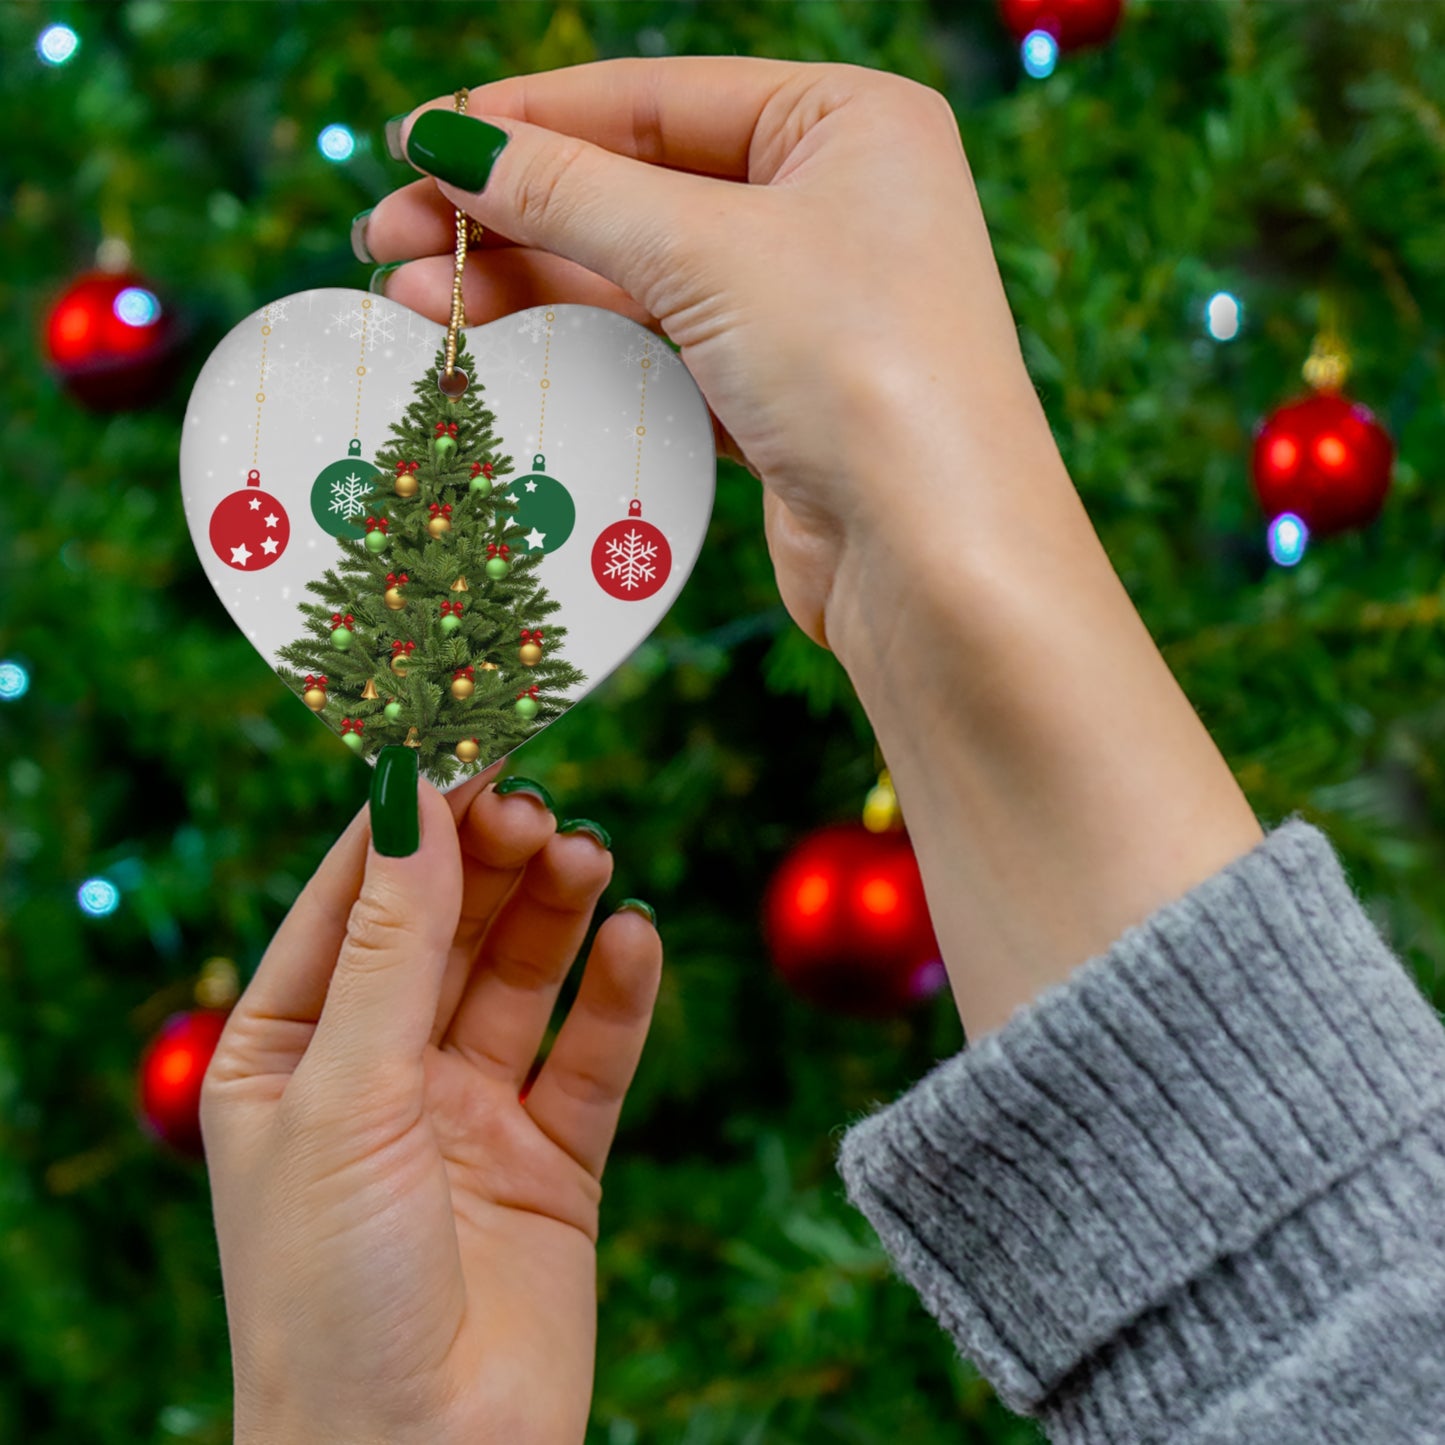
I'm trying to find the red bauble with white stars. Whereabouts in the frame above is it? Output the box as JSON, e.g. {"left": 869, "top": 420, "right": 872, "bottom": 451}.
{"left": 591, "top": 498, "right": 672, "bottom": 602}
{"left": 763, "top": 823, "right": 946, "bottom": 1018}
{"left": 45, "top": 269, "right": 183, "bottom": 411}
{"left": 209, "top": 468, "right": 291, "bottom": 570}
{"left": 1251, "top": 391, "right": 1394, "bottom": 537}
{"left": 137, "top": 1008, "right": 230, "bottom": 1157}
{"left": 998, "top": 0, "right": 1124, "bottom": 49}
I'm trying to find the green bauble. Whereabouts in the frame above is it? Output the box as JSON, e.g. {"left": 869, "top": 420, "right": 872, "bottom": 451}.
{"left": 364, "top": 529, "right": 388, "bottom": 554}
{"left": 469, "top": 474, "right": 491, "bottom": 494}
{"left": 331, "top": 627, "right": 353, "bottom": 652}
{"left": 434, "top": 434, "right": 456, "bottom": 461}
{"left": 341, "top": 732, "right": 365, "bottom": 754}
{"left": 515, "top": 696, "right": 539, "bottom": 721}
{"left": 440, "top": 614, "right": 461, "bottom": 636}
{"left": 384, "top": 701, "right": 404, "bottom": 721}
{"left": 485, "top": 556, "right": 510, "bottom": 580}
{"left": 506, "top": 453, "right": 576, "bottom": 556}
{"left": 310, "top": 439, "right": 380, "bottom": 540}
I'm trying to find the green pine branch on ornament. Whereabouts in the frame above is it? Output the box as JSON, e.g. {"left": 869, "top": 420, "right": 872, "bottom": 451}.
{"left": 277, "top": 335, "right": 586, "bottom": 784}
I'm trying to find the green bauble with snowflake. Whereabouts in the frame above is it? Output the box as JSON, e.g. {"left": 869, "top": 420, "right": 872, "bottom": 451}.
{"left": 310, "top": 438, "right": 379, "bottom": 539}
{"left": 505, "top": 453, "right": 576, "bottom": 556}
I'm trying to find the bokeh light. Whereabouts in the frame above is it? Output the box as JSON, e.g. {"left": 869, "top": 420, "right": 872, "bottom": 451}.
{"left": 37, "top": 24, "right": 79, "bottom": 66}
{"left": 317, "top": 124, "right": 356, "bottom": 162}
{"left": 1267, "top": 512, "right": 1309, "bottom": 567}
{"left": 77, "top": 878, "right": 121, "bottom": 918}
{"left": 0, "top": 661, "right": 29, "bottom": 701}
{"left": 1021, "top": 30, "right": 1059, "bottom": 79}
{"left": 1205, "top": 291, "right": 1242, "bottom": 341}
{"left": 114, "top": 287, "right": 161, "bottom": 328}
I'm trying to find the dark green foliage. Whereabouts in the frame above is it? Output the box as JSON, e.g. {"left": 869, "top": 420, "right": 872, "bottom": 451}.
{"left": 275, "top": 333, "right": 583, "bottom": 783}
{"left": 2, "top": 3, "right": 1443, "bottom": 1444}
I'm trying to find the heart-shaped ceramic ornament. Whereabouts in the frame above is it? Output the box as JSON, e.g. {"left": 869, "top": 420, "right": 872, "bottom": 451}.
{"left": 180, "top": 289, "right": 715, "bottom": 789}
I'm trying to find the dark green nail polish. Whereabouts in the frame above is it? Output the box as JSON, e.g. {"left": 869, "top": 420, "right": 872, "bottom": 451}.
{"left": 494, "top": 775, "right": 555, "bottom": 812}
{"left": 405, "top": 110, "right": 509, "bottom": 192}
{"left": 370, "top": 746, "right": 419, "bottom": 857}
{"left": 558, "top": 818, "right": 612, "bottom": 850}
{"left": 384, "top": 113, "right": 408, "bottom": 162}
{"left": 350, "top": 208, "right": 375, "bottom": 264}
{"left": 369, "top": 261, "right": 404, "bottom": 296}
{"left": 617, "top": 898, "right": 656, "bottom": 927}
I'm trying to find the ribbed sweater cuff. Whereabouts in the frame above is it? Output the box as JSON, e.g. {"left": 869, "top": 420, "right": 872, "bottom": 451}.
{"left": 836, "top": 820, "right": 1445, "bottom": 1427}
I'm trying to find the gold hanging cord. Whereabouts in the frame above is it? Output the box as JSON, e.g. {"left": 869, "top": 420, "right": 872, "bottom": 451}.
{"left": 440, "top": 89, "right": 476, "bottom": 397}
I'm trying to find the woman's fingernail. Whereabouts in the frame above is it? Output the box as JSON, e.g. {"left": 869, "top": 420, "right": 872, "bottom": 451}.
{"left": 494, "top": 775, "right": 555, "bottom": 812}
{"left": 384, "top": 113, "right": 409, "bottom": 162}
{"left": 616, "top": 898, "right": 657, "bottom": 927}
{"left": 369, "top": 261, "right": 405, "bottom": 296}
{"left": 404, "top": 110, "right": 510, "bottom": 192}
{"left": 350, "top": 208, "right": 375, "bottom": 264}
{"left": 558, "top": 818, "right": 612, "bottom": 851}
{"left": 370, "top": 746, "right": 420, "bottom": 857}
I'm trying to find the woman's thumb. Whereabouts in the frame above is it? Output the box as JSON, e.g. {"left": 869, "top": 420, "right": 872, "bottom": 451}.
{"left": 304, "top": 747, "right": 463, "bottom": 1087}
{"left": 393, "top": 105, "right": 719, "bottom": 312}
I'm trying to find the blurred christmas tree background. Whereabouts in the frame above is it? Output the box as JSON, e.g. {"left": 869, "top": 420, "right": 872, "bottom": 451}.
{"left": 3, "top": 2, "right": 1444, "bottom": 1442}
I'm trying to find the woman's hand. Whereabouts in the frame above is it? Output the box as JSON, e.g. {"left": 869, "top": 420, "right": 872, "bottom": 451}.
{"left": 360, "top": 57, "right": 1051, "bottom": 656}
{"left": 202, "top": 758, "right": 661, "bottom": 1445}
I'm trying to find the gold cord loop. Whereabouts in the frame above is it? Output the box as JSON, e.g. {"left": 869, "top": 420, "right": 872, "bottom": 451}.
{"left": 440, "top": 88, "right": 477, "bottom": 396}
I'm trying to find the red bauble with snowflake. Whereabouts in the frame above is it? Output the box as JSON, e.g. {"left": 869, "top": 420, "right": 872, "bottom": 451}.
{"left": 137, "top": 1008, "right": 230, "bottom": 1157}
{"left": 591, "top": 498, "right": 672, "bottom": 601}
{"left": 998, "top": 0, "right": 1124, "bottom": 49}
{"left": 45, "top": 269, "right": 184, "bottom": 411}
{"left": 1251, "top": 392, "right": 1394, "bottom": 537}
{"left": 209, "top": 468, "right": 291, "bottom": 570}
{"left": 763, "top": 823, "right": 946, "bottom": 1018}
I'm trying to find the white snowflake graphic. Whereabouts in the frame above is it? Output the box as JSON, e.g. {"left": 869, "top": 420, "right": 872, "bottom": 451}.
{"left": 517, "top": 310, "right": 551, "bottom": 343}
{"left": 602, "top": 527, "right": 659, "bottom": 591}
{"left": 328, "top": 471, "right": 371, "bottom": 521}
{"left": 329, "top": 301, "right": 391, "bottom": 353}
{"left": 265, "top": 343, "right": 338, "bottom": 419}
{"left": 621, "top": 336, "right": 666, "bottom": 367}
{"left": 266, "top": 298, "right": 291, "bottom": 324}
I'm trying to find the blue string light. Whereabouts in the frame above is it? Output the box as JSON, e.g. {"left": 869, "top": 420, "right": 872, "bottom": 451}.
{"left": 1205, "top": 291, "right": 1243, "bottom": 342}
{"left": 0, "top": 660, "right": 29, "bottom": 701}
{"left": 1267, "top": 512, "right": 1309, "bottom": 567}
{"left": 78, "top": 878, "right": 121, "bottom": 918}
{"left": 114, "top": 287, "right": 162, "bottom": 328}
{"left": 1021, "top": 30, "right": 1059, "bottom": 79}
{"left": 37, "top": 24, "right": 79, "bottom": 66}
{"left": 318, "top": 124, "right": 356, "bottom": 162}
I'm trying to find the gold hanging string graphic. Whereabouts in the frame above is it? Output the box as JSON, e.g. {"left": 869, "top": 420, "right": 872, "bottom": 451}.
{"left": 353, "top": 298, "right": 371, "bottom": 433}
{"left": 252, "top": 304, "right": 272, "bottom": 468}
{"left": 632, "top": 341, "right": 654, "bottom": 500}
{"left": 440, "top": 89, "right": 474, "bottom": 396}
{"left": 538, "top": 307, "right": 555, "bottom": 446}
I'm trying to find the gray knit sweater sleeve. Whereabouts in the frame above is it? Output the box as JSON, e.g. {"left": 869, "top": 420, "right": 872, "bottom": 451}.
{"left": 836, "top": 820, "right": 1445, "bottom": 1443}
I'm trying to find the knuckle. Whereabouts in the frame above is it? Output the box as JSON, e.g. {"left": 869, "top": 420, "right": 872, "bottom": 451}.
{"left": 513, "top": 135, "right": 590, "bottom": 232}
{"left": 341, "top": 894, "right": 412, "bottom": 969}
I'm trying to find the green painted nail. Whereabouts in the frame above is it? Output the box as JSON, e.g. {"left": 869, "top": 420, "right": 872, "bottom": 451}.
{"left": 384, "top": 113, "right": 409, "bottom": 162}
{"left": 370, "top": 746, "right": 419, "bottom": 857}
{"left": 350, "top": 208, "right": 375, "bottom": 264}
{"left": 494, "top": 775, "right": 555, "bottom": 812}
{"left": 558, "top": 818, "right": 612, "bottom": 850}
{"left": 369, "top": 261, "right": 404, "bottom": 296}
{"left": 404, "top": 110, "right": 509, "bottom": 192}
{"left": 617, "top": 898, "right": 656, "bottom": 927}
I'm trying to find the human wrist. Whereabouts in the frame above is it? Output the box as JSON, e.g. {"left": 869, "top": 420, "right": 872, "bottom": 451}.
{"left": 822, "top": 388, "right": 1261, "bottom": 1038}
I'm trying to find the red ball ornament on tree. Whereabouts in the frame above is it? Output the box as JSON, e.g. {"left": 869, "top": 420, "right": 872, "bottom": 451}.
{"left": 136, "top": 1008, "right": 230, "bottom": 1157}
{"left": 1251, "top": 392, "right": 1394, "bottom": 537}
{"left": 44, "top": 269, "right": 183, "bottom": 410}
{"left": 763, "top": 823, "right": 946, "bottom": 1017}
{"left": 998, "top": 0, "right": 1124, "bottom": 50}
{"left": 209, "top": 468, "right": 291, "bottom": 570}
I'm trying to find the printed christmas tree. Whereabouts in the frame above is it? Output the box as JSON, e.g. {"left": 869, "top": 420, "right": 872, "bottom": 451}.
{"left": 278, "top": 333, "right": 585, "bottom": 785}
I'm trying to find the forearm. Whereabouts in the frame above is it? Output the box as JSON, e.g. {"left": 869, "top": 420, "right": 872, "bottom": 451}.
{"left": 825, "top": 377, "right": 1262, "bottom": 1039}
